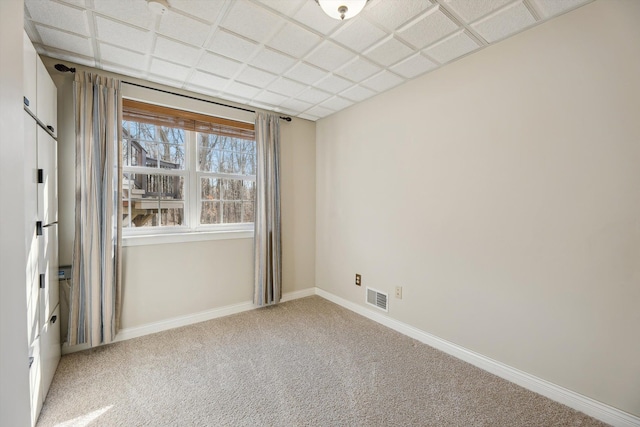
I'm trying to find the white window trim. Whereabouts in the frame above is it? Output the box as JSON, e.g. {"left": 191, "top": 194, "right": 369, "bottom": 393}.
{"left": 123, "top": 229, "right": 254, "bottom": 247}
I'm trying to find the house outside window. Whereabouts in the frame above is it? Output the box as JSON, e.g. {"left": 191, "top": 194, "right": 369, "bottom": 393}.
{"left": 121, "top": 99, "right": 256, "bottom": 235}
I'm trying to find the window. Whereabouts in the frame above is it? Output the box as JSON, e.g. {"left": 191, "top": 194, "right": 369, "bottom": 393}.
{"left": 121, "top": 99, "right": 256, "bottom": 235}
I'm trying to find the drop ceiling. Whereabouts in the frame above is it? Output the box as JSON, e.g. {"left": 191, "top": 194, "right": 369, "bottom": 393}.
{"left": 24, "top": 0, "right": 593, "bottom": 121}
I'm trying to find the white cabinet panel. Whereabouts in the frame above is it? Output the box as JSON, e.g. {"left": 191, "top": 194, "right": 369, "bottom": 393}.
{"left": 39, "top": 225, "right": 59, "bottom": 328}
{"left": 25, "top": 113, "right": 40, "bottom": 347}
{"left": 36, "top": 56, "right": 57, "bottom": 137}
{"left": 26, "top": 242, "right": 40, "bottom": 347}
{"left": 24, "top": 114, "right": 38, "bottom": 248}
{"left": 40, "top": 304, "right": 61, "bottom": 402}
{"left": 28, "top": 338, "right": 43, "bottom": 427}
{"left": 36, "top": 128, "right": 57, "bottom": 225}
{"left": 23, "top": 31, "right": 37, "bottom": 114}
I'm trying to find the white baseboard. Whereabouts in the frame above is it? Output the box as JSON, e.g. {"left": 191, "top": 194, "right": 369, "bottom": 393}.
{"left": 62, "top": 287, "right": 316, "bottom": 355}
{"left": 315, "top": 288, "right": 640, "bottom": 427}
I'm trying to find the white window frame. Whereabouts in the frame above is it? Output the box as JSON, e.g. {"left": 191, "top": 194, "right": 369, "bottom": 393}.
{"left": 121, "top": 101, "right": 256, "bottom": 246}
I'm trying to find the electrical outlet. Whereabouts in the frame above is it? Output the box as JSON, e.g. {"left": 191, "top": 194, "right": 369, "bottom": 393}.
{"left": 355, "top": 274, "right": 361, "bottom": 286}
{"left": 395, "top": 286, "right": 402, "bottom": 299}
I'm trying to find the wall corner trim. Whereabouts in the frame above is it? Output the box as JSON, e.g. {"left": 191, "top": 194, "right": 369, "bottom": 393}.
{"left": 314, "top": 287, "right": 640, "bottom": 427}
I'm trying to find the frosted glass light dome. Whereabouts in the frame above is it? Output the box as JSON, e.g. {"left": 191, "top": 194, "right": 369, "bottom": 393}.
{"left": 316, "top": 0, "right": 368, "bottom": 20}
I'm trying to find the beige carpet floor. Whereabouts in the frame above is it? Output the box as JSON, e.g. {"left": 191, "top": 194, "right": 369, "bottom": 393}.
{"left": 37, "top": 296, "right": 608, "bottom": 426}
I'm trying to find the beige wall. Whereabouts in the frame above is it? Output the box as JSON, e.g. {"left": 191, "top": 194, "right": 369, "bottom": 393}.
{"left": 316, "top": 0, "right": 640, "bottom": 417}
{"left": 46, "top": 57, "right": 316, "bottom": 329}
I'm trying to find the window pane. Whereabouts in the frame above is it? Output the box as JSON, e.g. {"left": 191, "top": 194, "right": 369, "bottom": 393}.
{"left": 123, "top": 121, "right": 185, "bottom": 170}
{"left": 241, "top": 180, "right": 256, "bottom": 201}
{"left": 223, "top": 201, "right": 242, "bottom": 224}
{"left": 197, "top": 132, "right": 256, "bottom": 174}
{"left": 200, "top": 201, "right": 220, "bottom": 224}
{"left": 201, "top": 177, "right": 220, "bottom": 200}
{"left": 242, "top": 201, "right": 254, "bottom": 223}
{"left": 221, "top": 179, "right": 242, "bottom": 201}
{"left": 122, "top": 173, "right": 184, "bottom": 228}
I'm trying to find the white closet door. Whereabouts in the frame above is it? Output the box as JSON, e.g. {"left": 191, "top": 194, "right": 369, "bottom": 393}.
{"left": 40, "top": 304, "right": 61, "bottom": 402}
{"left": 39, "top": 224, "right": 59, "bottom": 329}
{"left": 28, "top": 337, "right": 43, "bottom": 427}
{"left": 36, "top": 128, "right": 57, "bottom": 225}
{"left": 25, "top": 113, "right": 40, "bottom": 346}
{"left": 36, "top": 57, "right": 56, "bottom": 137}
{"left": 23, "top": 31, "right": 37, "bottom": 113}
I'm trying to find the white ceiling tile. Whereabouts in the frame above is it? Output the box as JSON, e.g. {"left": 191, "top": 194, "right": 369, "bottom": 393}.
{"left": 361, "top": 70, "right": 405, "bottom": 92}
{"left": 249, "top": 101, "right": 281, "bottom": 112}
{"left": 158, "top": 11, "right": 212, "bottom": 47}
{"left": 99, "top": 43, "right": 147, "bottom": 68}
{"left": 442, "top": 0, "right": 513, "bottom": 23}
{"left": 364, "top": 36, "right": 415, "bottom": 67}
{"left": 397, "top": 6, "right": 460, "bottom": 49}
{"left": 292, "top": 1, "right": 342, "bottom": 35}
{"left": 529, "top": 0, "right": 592, "bottom": 19}
{"left": 390, "top": 53, "right": 438, "bottom": 78}
{"left": 305, "top": 105, "right": 334, "bottom": 118}
{"left": 169, "top": 0, "right": 226, "bottom": 23}
{"left": 236, "top": 66, "right": 278, "bottom": 87}
{"left": 253, "top": 91, "right": 289, "bottom": 106}
{"left": 148, "top": 73, "right": 185, "bottom": 88}
{"left": 267, "top": 22, "right": 322, "bottom": 58}
{"left": 95, "top": 16, "right": 152, "bottom": 53}
{"left": 35, "top": 25, "right": 93, "bottom": 57}
{"left": 423, "top": 30, "right": 481, "bottom": 64}
{"left": 219, "top": 94, "right": 252, "bottom": 105}
{"left": 197, "top": 52, "right": 243, "bottom": 78}
{"left": 25, "top": 0, "right": 90, "bottom": 36}
{"left": 225, "top": 81, "right": 262, "bottom": 99}
{"left": 330, "top": 17, "right": 388, "bottom": 52}
{"left": 58, "top": 0, "right": 86, "bottom": 7}
{"left": 101, "top": 62, "right": 144, "bottom": 78}
{"left": 92, "top": 0, "right": 153, "bottom": 29}
{"left": 314, "top": 74, "right": 354, "bottom": 94}
{"left": 340, "top": 85, "right": 376, "bottom": 102}
{"left": 364, "top": 0, "right": 432, "bottom": 31}
{"left": 188, "top": 70, "right": 229, "bottom": 91}
{"left": 254, "top": 0, "right": 306, "bottom": 16}
{"left": 335, "top": 57, "right": 381, "bottom": 82}
{"left": 280, "top": 98, "right": 313, "bottom": 113}
{"left": 319, "top": 96, "right": 353, "bottom": 111}
{"left": 207, "top": 30, "right": 260, "bottom": 63}
{"left": 305, "top": 40, "right": 355, "bottom": 72}
{"left": 298, "top": 112, "right": 319, "bottom": 121}
{"left": 267, "top": 77, "right": 307, "bottom": 97}
{"left": 472, "top": 1, "right": 536, "bottom": 43}
{"left": 154, "top": 36, "right": 202, "bottom": 67}
{"left": 250, "top": 48, "right": 297, "bottom": 74}
{"left": 296, "top": 87, "right": 332, "bottom": 104}
{"left": 221, "top": 0, "right": 286, "bottom": 44}
{"left": 184, "top": 84, "right": 219, "bottom": 97}
{"left": 285, "top": 62, "right": 328, "bottom": 85}
{"left": 149, "top": 58, "right": 191, "bottom": 81}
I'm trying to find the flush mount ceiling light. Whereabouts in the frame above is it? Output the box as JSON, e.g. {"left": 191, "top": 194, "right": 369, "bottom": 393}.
{"left": 147, "top": 0, "right": 169, "bottom": 15}
{"left": 315, "top": 0, "right": 369, "bottom": 20}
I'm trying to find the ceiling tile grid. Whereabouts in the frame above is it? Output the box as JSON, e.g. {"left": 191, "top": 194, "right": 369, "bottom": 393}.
{"left": 24, "top": 0, "right": 594, "bottom": 121}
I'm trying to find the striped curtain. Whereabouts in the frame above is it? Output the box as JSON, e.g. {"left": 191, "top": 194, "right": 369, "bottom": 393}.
{"left": 253, "top": 112, "right": 282, "bottom": 306}
{"left": 69, "top": 72, "right": 122, "bottom": 346}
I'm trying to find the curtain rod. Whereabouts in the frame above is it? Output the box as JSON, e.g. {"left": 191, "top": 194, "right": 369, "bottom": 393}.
{"left": 54, "top": 63, "right": 292, "bottom": 122}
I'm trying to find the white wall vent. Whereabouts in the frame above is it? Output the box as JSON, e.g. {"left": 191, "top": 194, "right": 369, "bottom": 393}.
{"left": 366, "top": 287, "right": 388, "bottom": 312}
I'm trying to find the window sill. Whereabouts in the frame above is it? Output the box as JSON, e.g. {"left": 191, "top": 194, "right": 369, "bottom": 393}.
{"left": 122, "top": 229, "right": 254, "bottom": 247}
